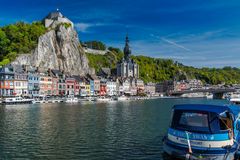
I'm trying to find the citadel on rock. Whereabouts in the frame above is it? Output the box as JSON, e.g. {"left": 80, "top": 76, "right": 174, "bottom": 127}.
{"left": 0, "top": 10, "right": 205, "bottom": 98}
{"left": 0, "top": 10, "right": 147, "bottom": 97}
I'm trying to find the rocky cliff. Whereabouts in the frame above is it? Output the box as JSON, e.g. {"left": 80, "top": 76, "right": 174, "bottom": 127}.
{"left": 12, "top": 12, "right": 92, "bottom": 75}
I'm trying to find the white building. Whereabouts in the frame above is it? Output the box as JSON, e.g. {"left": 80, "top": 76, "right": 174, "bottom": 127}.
{"left": 118, "top": 78, "right": 131, "bottom": 95}
{"left": 135, "top": 79, "right": 144, "bottom": 92}
{"left": 145, "top": 82, "right": 156, "bottom": 95}
{"left": 117, "top": 36, "right": 139, "bottom": 78}
{"left": 106, "top": 81, "right": 117, "bottom": 96}
{"left": 14, "top": 73, "right": 28, "bottom": 96}
{"left": 13, "top": 66, "right": 28, "bottom": 96}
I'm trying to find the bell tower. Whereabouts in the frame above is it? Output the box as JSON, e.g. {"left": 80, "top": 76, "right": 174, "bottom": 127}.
{"left": 124, "top": 35, "right": 131, "bottom": 62}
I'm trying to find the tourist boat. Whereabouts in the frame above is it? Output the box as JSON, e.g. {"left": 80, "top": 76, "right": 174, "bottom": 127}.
{"left": 163, "top": 104, "right": 240, "bottom": 160}
{"left": 2, "top": 96, "right": 34, "bottom": 104}
{"left": 65, "top": 95, "right": 78, "bottom": 103}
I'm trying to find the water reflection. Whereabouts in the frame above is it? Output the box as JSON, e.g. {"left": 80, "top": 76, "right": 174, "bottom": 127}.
{"left": 0, "top": 98, "right": 228, "bottom": 159}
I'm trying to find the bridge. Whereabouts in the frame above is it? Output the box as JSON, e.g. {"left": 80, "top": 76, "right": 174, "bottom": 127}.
{"left": 169, "top": 88, "right": 236, "bottom": 99}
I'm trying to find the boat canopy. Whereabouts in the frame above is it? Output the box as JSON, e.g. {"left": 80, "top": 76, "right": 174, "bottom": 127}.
{"left": 171, "top": 104, "right": 238, "bottom": 134}
{"left": 173, "top": 104, "right": 232, "bottom": 114}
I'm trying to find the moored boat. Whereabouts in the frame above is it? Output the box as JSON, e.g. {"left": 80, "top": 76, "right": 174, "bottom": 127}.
{"left": 206, "top": 93, "right": 213, "bottom": 99}
{"left": 117, "top": 95, "right": 129, "bottom": 101}
{"left": 96, "top": 96, "right": 111, "bottom": 102}
{"left": 2, "top": 96, "right": 34, "bottom": 104}
{"left": 163, "top": 104, "right": 240, "bottom": 160}
{"left": 65, "top": 95, "right": 78, "bottom": 103}
{"left": 230, "top": 98, "right": 240, "bottom": 105}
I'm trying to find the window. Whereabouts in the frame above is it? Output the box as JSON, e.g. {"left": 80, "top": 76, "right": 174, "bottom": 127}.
{"left": 171, "top": 110, "right": 210, "bottom": 133}
{"left": 219, "top": 112, "right": 233, "bottom": 130}
{"left": 179, "top": 112, "right": 208, "bottom": 128}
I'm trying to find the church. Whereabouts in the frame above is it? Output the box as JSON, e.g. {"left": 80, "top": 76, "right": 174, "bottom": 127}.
{"left": 117, "top": 36, "right": 139, "bottom": 78}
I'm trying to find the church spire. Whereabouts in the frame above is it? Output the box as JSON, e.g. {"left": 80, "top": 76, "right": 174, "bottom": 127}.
{"left": 124, "top": 34, "right": 131, "bottom": 61}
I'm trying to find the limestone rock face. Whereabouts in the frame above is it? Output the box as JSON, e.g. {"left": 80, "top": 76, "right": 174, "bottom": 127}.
{"left": 13, "top": 25, "right": 91, "bottom": 75}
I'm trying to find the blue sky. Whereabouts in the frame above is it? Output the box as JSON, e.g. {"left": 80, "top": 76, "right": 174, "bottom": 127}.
{"left": 1, "top": 0, "right": 240, "bottom": 67}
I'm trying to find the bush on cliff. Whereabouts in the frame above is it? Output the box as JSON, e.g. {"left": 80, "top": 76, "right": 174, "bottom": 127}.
{"left": 0, "top": 21, "right": 46, "bottom": 64}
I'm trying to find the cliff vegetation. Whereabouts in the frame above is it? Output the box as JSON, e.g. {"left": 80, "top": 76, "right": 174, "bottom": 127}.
{"left": 0, "top": 22, "right": 46, "bottom": 65}
{"left": 87, "top": 46, "right": 240, "bottom": 85}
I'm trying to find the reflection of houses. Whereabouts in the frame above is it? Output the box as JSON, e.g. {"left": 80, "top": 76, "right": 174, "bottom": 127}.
{"left": 13, "top": 65, "right": 28, "bottom": 96}
{"left": 117, "top": 35, "right": 139, "bottom": 78}
{"left": 0, "top": 65, "right": 14, "bottom": 96}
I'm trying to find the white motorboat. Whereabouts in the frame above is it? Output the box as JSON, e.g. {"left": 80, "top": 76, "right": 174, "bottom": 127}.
{"left": 2, "top": 96, "right": 33, "bottom": 104}
{"left": 96, "top": 96, "right": 111, "bottom": 102}
{"left": 117, "top": 95, "right": 128, "bottom": 101}
{"left": 32, "top": 95, "right": 47, "bottom": 103}
{"left": 206, "top": 93, "right": 213, "bottom": 99}
{"left": 65, "top": 95, "right": 78, "bottom": 103}
{"left": 85, "top": 96, "right": 96, "bottom": 101}
{"left": 230, "top": 98, "right": 240, "bottom": 105}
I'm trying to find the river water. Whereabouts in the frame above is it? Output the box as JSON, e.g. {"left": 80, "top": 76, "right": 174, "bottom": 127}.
{"left": 0, "top": 98, "right": 229, "bottom": 159}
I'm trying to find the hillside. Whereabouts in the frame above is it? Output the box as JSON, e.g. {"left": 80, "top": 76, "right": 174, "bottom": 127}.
{"left": 87, "top": 48, "right": 240, "bottom": 85}
{"left": 1, "top": 20, "right": 240, "bottom": 84}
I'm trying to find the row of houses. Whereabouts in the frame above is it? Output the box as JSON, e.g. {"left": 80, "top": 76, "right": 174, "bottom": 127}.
{"left": 155, "top": 79, "right": 204, "bottom": 93}
{"left": 0, "top": 65, "right": 148, "bottom": 97}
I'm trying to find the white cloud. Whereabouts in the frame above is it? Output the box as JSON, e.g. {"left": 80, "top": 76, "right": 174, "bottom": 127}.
{"left": 75, "top": 23, "right": 92, "bottom": 32}
{"left": 161, "top": 37, "right": 191, "bottom": 51}
{"left": 75, "top": 22, "right": 107, "bottom": 32}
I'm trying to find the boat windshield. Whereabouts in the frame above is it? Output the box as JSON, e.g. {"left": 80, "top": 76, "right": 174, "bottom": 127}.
{"left": 171, "top": 110, "right": 233, "bottom": 133}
